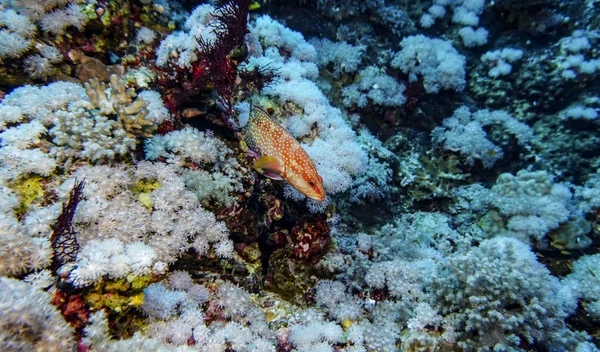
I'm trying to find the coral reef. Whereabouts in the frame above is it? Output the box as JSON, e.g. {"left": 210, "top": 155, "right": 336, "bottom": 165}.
{"left": 0, "top": 0, "right": 599, "bottom": 351}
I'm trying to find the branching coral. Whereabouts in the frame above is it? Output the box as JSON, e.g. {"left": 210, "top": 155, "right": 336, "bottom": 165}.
{"left": 0, "top": 78, "right": 166, "bottom": 166}
{"left": 428, "top": 237, "right": 586, "bottom": 351}
{"left": 84, "top": 74, "right": 157, "bottom": 138}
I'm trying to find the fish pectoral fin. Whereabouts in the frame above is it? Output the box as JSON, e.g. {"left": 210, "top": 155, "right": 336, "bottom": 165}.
{"left": 254, "top": 155, "right": 283, "bottom": 174}
{"left": 262, "top": 170, "right": 283, "bottom": 180}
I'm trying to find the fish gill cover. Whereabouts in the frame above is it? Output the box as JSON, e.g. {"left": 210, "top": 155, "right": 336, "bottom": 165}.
{"left": 0, "top": 0, "right": 599, "bottom": 351}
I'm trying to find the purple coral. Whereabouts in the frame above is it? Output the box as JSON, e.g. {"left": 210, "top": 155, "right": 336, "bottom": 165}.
{"left": 50, "top": 178, "right": 84, "bottom": 273}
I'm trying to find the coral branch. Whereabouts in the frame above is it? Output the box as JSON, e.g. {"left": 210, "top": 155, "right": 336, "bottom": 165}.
{"left": 196, "top": 0, "right": 253, "bottom": 117}
{"left": 238, "top": 63, "right": 277, "bottom": 94}
{"left": 212, "top": 0, "right": 252, "bottom": 50}
{"left": 50, "top": 179, "right": 85, "bottom": 272}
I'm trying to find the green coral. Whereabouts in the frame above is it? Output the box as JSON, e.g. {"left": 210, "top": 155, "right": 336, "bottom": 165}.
{"left": 11, "top": 175, "right": 45, "bottom": 216}
{"left": 264, "top": 249, "right": 318, "bottom": 303}
{"left": 128, "top": 274, "right": 154, "bottom": 290}
{"left": 132, "top": 178, "right": 160, "bottom": 210}
{"left": 84, "top": 275, "right": 154, "bottom": 313}
{"left": 409, "top": 153, "right": 470, "bottom": 201}
{"left": 548, "top": 218, "right": 592, "bottom": 251}
{"left": 83, "top": 3, "right": 98, "bottom": 19}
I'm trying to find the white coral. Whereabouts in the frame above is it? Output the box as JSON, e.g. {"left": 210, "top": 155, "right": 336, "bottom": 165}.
{"left": 391, "top": 34, "right": 466, "bottom": 93}
{"left": 65, "top": 162, "right": 233, "bottom": 286}
{"left": 0, "top": 278, "right": 75, "bottom": 351}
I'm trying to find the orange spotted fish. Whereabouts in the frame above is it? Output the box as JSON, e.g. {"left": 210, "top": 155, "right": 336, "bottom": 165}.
{"left": 246, "top": 106, "right": 325, "bottom": 202}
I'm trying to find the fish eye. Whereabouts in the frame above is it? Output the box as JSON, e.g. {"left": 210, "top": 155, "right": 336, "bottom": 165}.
{"left": 309, "top": 181, "right": 315, "bottom": 186}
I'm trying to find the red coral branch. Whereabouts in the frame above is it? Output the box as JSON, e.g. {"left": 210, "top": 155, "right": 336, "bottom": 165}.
{"left": 196, "top": 0, "right": 252, "bottom": 118}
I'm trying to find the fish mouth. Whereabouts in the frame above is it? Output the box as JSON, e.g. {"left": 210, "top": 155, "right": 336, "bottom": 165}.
{"left": 308, "top": 194, "right": 326, "bottom": 202}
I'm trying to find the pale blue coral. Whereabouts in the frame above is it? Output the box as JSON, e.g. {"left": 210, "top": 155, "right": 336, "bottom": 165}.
{"left": 431, "top": 106, "right": 533, "bottom": 168}
{"left": 342, "top": 66, "right": 406, "bottom": 108}
{"left": 562, "top": 254, "right": 600, "bottom": 320}
{"left": 391, "top": 35, "right": 466, "bottom": 94}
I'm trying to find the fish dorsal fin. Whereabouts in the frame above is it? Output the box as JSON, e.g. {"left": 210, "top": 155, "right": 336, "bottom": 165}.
{"left": 251, "top": 106, "right": 271, "bottom": 121}
{"left": 255, "top": 155, "right": 283, "bottom": 175}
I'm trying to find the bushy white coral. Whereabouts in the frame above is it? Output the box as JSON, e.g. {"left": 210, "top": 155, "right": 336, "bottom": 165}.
{"left": 431, "top": 106, "right": 533, "bottom": 168}
{"left": 575, "top": 168, "right": 600, "bottom": 212}
{"left": 315, "top": 280, "right": 363, "bottom": 321}
{"left": 145, "top": 127, "right": 244, "bottom": 207}
{"left": 39, "top": 3, "right": 89, "bottom": 36}
{"left": 251, "top": 15, "right": 316, "bottom": 61}
{"left": 84, "top": 309, "right": 199, "bottom": 352}
{"left": 555, "top": 30, "right": 600, "bottom": 79}
{"left": 458, "top": 26, "right": 488, "bottom": 47}
{"left": 0, "top": 9, "right": 36, "bottom": 37}
{"left": 429, "top": 237, "right": 586, "bottom": 351}
{"left": 69, "top": 239, "right": 157, "bottom": 287}
{"left": 309, "top": 38, "right": 365, "bottom": 76}
{"left": 347, "top": 129, "right": 395, "bottom": 203}
{"left": 342, "top": 66, "right": 406, "bottom": 108}
{"left": 481, "top": 47, "right": 524, "bottom": 78}
{"left": 391, "top": 35, "right": 466, "bottom": 94}
{"left": 562, "top": 254, "right": 600, "bottom": 319}
{"left": 0, "top": 216, "right": 52, "bottom": 276}
{"left": 289, "top": 321, "right": 344, "bottom": 351}
{"left": 561, "top": 104, "right": 598, "bottom": 120}
{"left": 23, "top": 44, "right": 63, "bottom": 79}
{"left": 421, "top": 0, "right": 485, "bottom": 28}
{"left": 62, "top": 162, "right": 233, "bottom": 287}
{"left": 0, "top": 9, "right": 35, "bottom": 59}
{"left": 136, "top": 26, "right": 156, "bottom": 44}
{"left": 479, "top": 170, "right": 581, "bottom": 244}
{"left": 0, "top": 118, "right": 57, "bottom": 180}
{"left": 145, "top": 127, "right": 230, "bottom": 164}
{"left": 134, "top": 280, "right": 275, "bottom": 351}
{"left": 0, "top": 277, "right": 75, "bottom": 351}
{"left": 155, "top": 4, "right": 216, "bottom": 68}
